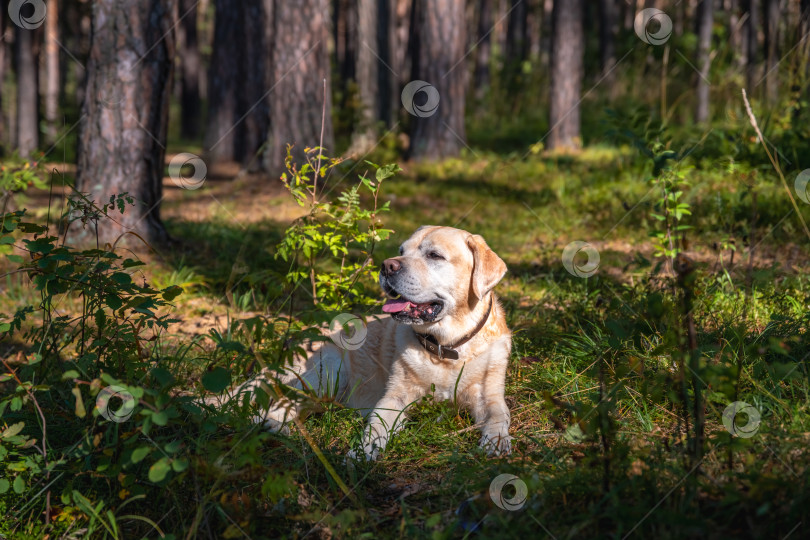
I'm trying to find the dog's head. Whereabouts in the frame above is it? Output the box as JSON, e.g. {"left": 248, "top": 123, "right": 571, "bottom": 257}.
{"left": 379, "top": 226, "right": 507, "bottom": 325}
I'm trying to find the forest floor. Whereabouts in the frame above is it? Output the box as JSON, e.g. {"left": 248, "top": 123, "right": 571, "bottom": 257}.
{"left": 3, "top": 145, "right": 810, "bottom": 538}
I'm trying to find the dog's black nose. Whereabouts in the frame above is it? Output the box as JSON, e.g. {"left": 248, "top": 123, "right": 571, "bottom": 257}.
{"left": 382, "top": 258, "right": 402, "bottom": 276}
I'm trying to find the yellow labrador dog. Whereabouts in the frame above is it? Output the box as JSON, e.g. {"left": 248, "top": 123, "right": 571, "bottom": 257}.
{"left": 224, "top": 226, "right": 512, "bottom": 460}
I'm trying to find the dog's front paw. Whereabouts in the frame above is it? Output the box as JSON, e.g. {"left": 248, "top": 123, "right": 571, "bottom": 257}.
{"left": 252, "top": 415, "right": 291, "bottom": 435}
{"left": 346, "top": 445, "right": 381, "bottom": 463}
{"left": 479, "top": 432, "right": 512, "bottom": 456}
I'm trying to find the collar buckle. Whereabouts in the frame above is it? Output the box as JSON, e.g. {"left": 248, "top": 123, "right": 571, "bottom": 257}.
{"left": 413, "top": 297, "right": 492, "bottom": 361}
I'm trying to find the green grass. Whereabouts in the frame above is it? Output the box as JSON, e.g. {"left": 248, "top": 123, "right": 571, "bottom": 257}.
{"left": 3, "top": 133, "right": 810, "bottom": 539}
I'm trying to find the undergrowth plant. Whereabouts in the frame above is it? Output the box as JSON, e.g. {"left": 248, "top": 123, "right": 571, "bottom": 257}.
{"left": 276, "top": 144, "right": 399, "bottom": 313}
{"left": 0, "top": 150, "right": 403, "bottom": 538}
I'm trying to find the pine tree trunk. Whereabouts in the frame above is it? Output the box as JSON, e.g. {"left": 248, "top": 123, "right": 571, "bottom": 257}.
{"left": 392, "top": 0, "right": 413, "bottom": 111}
{"left": 763, "top": 0, "right": 780, "bottom": 104}
{"left": 802, "top": 0, "right": 810, "bottom": 87}
{"left": 63, "top": 0, "right": 88, "bottom": 116}
{"left": 43, "top": 0, "right": 59, "bottom": 145}
{"left": 409, "top": 0, "right": 466, "bottom": 161}
{"left": 0, "top": 6, "right": 6, "bottom": 155}
{"left": 74, "top": 0, "right": 176, "bottom": 246}
{"left": 179, "top": 0, "right": 201, "bottom": 140}
{"left": 14, "top": 25, "right": 39, "bottom": 158}
{"left": 333, "top": 0, "right": 357, "bottom": 114}
{"left": 548, "top": 0, "right": 583, "bottom": 151}
{"left": 474, "top": 0, "right": 493, "bottom": 102}
{"left": 349, "top": 0, "right": 382, "bottom": 155}
{"left": 263, "top": 0, "right": 333, "bottom": 175}
{"left": 598, "top": 0, "right": 617, "bottom": 80}
{"left": 744, "top": 0, "right": 760, "bottom": 94}
{"left": 695, "top": 0, "right": 714, "bottom": 123}
{"left": 505, "top": 0, "right": 528, "bottom": 85}
{"left": 204, "top": 0, "right": 270, "bottom": 166}
{"left": 239, "top": 1, "right": 271, "bottom": 169}
{"left": 378, "top": 0, "right": 395, "bottom": 127}
{"left": 203, "top": 0, "right": 241, "bottom": 163}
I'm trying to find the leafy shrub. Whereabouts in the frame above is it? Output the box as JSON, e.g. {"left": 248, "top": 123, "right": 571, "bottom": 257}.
{"left": 0, "top": 153, "right": 402, "bottom": 537}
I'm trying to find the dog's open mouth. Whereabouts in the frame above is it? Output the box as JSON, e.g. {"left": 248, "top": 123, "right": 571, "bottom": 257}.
{"left": 382, "top": 293, "right": 443, "bottom": 323}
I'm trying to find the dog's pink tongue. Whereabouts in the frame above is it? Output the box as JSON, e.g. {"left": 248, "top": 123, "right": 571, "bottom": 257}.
{"left": 382, "top": 298, "right": 411, "bottom": 313}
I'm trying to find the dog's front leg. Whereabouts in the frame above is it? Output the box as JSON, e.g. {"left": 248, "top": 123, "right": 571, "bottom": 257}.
{"left": 349, "top": 393, "right": 414, "bottom": 461}
{"left": 470, "top": 347, "right": 512, "bottom": 456}
{"left": 474, "top": 393, "right": 512, "bottom": 456}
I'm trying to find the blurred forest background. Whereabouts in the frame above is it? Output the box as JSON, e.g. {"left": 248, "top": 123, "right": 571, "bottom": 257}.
{"left": 0, "top": 0, "right": 808, "bottom": 242}
{"left": 1, "top": 0, "right": 810, "bottom": 538}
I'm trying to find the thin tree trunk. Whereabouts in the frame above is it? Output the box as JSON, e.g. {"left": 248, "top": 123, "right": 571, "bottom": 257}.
{"left": 802, "top": 0, "right": 810, "bottom": 90}
{"left": 0, "top": 6, "right": 6, "bottom": 155}
{"left": 377, "top": 0, "right": 394, "bottom": 127}
{"left": 505, "top": 0, "right": 528, "bottom": 86}
{"left": 349, "top": 0, "right": 381, "bottom": 155}
{"left": 43, "top": 0, "right": 59, "bottom": 145}
{"left": 389, "top": 0, "right": 412, "bottom": 125}
{"left": 548, "top": 0, "right": 583, "bottom": 151}
{"left": 203, "top": 0, "right": 240, "bottom": 163}
{"left": 15, "top": 25, "right": 39, "bottom": 158}
{"left": 63, "top": 0, "right": 89, "bottom": 117}
{"left": 744, "top": 0, "right": 760, "bottom": 94}
{"left": 527, "top": 0, "right": 542, "bottom": 59}
{"left": 263, "top": 0, "right": 333, "bottom": 175}
{"left": 729, "top": 0, "right": 741, "bottom": 65}
{"left": 179, "top": 0, "right": 201, "bottom": 140}
{"left": 474, "top": 0, "right": 492, "bottom": 102}
{"left": 598, "top": 0, "right": 617, "bottom": 82}
{"left": 240, "top": 1, "right": 271, "bottom": 169}
{"left": 75, "top": 0, "right": 176, "bottom": 246}
{"left": 763, "top": 0, "right": 780, "bottom": 103}
{"left": 541, "top": 0, "right": 553, "bottom": 69}
{"left": 203, "top": 0, "right": 269, "bottom": 166}
{"left": 409, "top": 0, "right": 466, "bottom": 160}
{"left": 334, "top": 0, "right": 356, "bottom": 109}
{"left": 695, "top": 0, "right": 714, "bottom": 123}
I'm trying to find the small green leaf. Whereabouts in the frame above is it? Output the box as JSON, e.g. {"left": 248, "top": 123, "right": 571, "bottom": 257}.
{"left": 201, "top": 367, "right": 231, "bottom": 393}
{"left": 72, "top": 387, "right": 86, "bottom": 418}
{"left": 0, "top": 479, "right": 9, "bottom": 494}
{"left": 1, "top": 422, "right": 25, "bottom": 439}
{"left": 161, "top": 285, "right": 183, "bottom": 301}
{"left": 131, "top": 446, "right": 152, "bottom": 464}
{"left": 13, "top": 475, "right": 24, "bottom": 494}
{"left": 148, "top": 457, "right": 172, "bottom": 483}
{"left": 6, "top": 254, "right": 23, "bottom": 264}
{"left": 164, "top": 440, "right": 182, "bottom": 454}
{"left": 111, "top": 272, "right": 132, "bottom": 286}
{"left": 62, "top": 370, "right": 80, "bottom": 380}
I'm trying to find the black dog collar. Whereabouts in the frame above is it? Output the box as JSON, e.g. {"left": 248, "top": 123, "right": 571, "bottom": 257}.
{"left": 413, "top": 297, "right": 493, "bottom": 360}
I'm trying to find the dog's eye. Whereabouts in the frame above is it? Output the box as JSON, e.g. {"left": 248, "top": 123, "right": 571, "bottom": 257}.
{"left": 399, "top": 246, "right": 404, "bottom": 255}
{"left": 428, "top": 251, "right": 445, "bottom": 260}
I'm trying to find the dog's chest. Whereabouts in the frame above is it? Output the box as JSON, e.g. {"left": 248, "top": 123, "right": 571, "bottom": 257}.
{"left": 401, "top": 346, "right": 490, "bottom": 399}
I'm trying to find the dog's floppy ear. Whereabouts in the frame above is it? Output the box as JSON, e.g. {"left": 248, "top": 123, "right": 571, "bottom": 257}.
{"left": 466, "top": 234, "right": 507, "bottom": 300}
